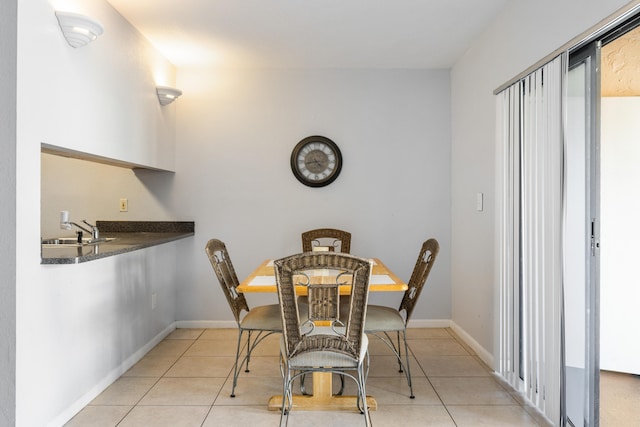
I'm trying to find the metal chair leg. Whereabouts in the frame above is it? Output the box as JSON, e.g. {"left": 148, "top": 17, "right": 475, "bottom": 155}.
{"left": 358, "top": 361, "right": 372, "bottom": 426}
{"left": 245, "top": 330, "right": 253, "bottom": 372}
{"left": 370, "top": 330, "right": 414, "bottom": 398}
{"left": 401, "top": 329, "right": 415, "bottom": 398}
{"left": 396, "top": 330, "right": 404, "bottom": 372}
{"left": 230, "top": 329, "right": 244, "bottom": 397}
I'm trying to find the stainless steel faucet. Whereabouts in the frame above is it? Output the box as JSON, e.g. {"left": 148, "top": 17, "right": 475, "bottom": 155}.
{"left": 81, "top": 220, "right": 100, "bottom": 240}
{"left": 60, "top": 214, "right": 99, "bottom": 241}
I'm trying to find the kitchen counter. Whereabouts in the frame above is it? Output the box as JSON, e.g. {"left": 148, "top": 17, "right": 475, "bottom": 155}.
{"left": 41, "top": 221, "right": 195, "bottom": 264}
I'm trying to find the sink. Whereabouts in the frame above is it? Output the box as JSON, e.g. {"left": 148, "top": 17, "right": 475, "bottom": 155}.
{"left": 41, "top": 237, "right": 116, "bottom": 247}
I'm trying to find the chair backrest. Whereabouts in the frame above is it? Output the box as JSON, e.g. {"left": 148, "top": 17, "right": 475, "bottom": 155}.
{"left": 301, "top": 228, "right": 352, "bottom": 253}
{"left": 274, "top": 252, "right": 371, "bottom": 361}
{"left": 205, "top": 239, "right": 250, "bottom": 326}
{"left": 399, "top": 238, "right": 439, "bottom": 322}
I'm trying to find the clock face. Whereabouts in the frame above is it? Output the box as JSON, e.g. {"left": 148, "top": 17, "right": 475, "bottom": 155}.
{"left": 290, "top": 136, "right": 342, "bottom": 187}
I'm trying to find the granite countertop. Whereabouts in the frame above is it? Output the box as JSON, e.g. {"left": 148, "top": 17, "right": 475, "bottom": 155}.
{"left": 41, "top": 221, "right": 195, "bottom": 265}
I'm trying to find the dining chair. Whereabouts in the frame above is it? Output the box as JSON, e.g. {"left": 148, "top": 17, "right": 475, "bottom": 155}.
{"left": 299, "top": 228, "right": 352, "bottom": 306}
{"left": 301, "top": 228, "right": 352, "bottom": 253}
{"left": 274, "top": 252, "right": 373, "bottom": 427}
{"left": 299, "top": 227, "right": 352, "bottom": 394}
{"left": 364, "top": 238, "right": 439, "bottom": 398}
{"left": 205, "top": 239, "right": 282, "bottom": 398}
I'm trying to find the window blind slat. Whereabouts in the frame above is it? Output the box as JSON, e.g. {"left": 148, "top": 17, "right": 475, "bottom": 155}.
{"left": 496, "top": 54, "right": 566, "bottom": 423}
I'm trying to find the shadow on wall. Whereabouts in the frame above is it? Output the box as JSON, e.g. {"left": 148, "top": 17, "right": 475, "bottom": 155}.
{"left": 134, "top": 168, "right": 176, "bottom": 209}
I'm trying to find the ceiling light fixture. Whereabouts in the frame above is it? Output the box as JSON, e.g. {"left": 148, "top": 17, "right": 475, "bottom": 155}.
{"left": 55, "top": 11, "right": 104, "bottom": 48}
{"left": 156, "top": 86, "right": 183, "bottom": 106}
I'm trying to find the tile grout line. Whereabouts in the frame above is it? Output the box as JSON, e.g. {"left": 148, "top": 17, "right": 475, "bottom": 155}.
{"left": 104, "top": 335, "right": 203, "bottom": 426}
{"left": 116, "top": 330, "right": 211, "bottom": 426}
{"left": 68, "top": 328, "right": 546, "bottom": 426}
{"left": 408, "top": 340, "right": 460, "bottom": 427}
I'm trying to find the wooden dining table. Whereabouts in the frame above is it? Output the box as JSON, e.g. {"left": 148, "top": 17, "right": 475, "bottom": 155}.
{"left": 237, "top": 257, "right": 408, "bottom": 411}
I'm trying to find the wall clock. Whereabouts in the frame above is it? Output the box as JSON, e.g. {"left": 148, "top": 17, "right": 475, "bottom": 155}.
{"left": 290, "top": 136, "right": 342, "bottom": 187}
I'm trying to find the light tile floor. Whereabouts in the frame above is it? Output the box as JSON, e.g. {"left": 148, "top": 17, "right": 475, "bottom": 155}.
{"left": 65, "top": 328, "right": 550, "bottom": 427}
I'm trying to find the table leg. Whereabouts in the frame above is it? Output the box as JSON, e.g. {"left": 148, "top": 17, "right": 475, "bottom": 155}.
{"left": 268, "top": 372, "right": 377, "bottom": 411}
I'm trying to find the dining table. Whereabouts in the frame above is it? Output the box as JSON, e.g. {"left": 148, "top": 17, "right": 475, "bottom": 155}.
{"left": 237, "top": 257, "right": 408, "bottom": 411}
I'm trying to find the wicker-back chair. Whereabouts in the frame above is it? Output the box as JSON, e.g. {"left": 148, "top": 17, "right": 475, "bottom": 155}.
{"left": 364, "top": 238, "right": 439, "bottom": 398}
{"left": 205, "top": 239, "right": 282, "bottom": 397}
{"left": 274, "top": 252, "right": 372, "bottom": 426}
{"left": 301, "top": 228, "right": 352, "bottom": 253}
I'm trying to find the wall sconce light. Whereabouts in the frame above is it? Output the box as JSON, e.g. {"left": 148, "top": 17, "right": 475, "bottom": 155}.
{"left": 55, "top": 11, "right": 104, "bottom": 48}
{"left": 156, "top": 86, "right": 183, "bottom": 106}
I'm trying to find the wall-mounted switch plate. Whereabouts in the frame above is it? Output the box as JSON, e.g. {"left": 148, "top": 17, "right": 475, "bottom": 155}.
{"left": 476, "top": 192, "right": 484, "bottom": 212}
{"left": 119, "top": 198, "right": 128, "bottom": 212}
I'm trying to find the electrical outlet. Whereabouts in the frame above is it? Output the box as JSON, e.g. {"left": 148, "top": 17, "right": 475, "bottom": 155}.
{"left": 151, "top": 293, "right": 157, "bottom": 310}
{"left": 119, "top": 198, "right": 128, "bottom": 212}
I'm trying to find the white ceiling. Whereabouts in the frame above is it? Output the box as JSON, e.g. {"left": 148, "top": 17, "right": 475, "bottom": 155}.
{"left": 106, "top": 0, "right": 511, "bottom": 69}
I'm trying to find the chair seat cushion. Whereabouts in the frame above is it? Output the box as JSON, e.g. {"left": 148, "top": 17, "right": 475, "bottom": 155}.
{"left": 281, "top": 330, "right": 368, "bottom": 369}
{"left": 240, "top": 304, "right": 282, "bottom": 331}
{"left": 364, "top": 305, "right": 405, "bottom": 332}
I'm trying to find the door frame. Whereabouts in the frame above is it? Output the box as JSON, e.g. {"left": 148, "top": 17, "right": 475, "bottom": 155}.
{"left": 565, "top": 41, "right": 601, "bottom": 426}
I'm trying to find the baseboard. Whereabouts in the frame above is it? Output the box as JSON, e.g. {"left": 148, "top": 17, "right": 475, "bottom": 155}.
{"left": 175, "top": 320, "right": 237, "bottom": 329}
{"left": 449, "top": 321, "right": 495, "bottom": 369}
{"left": 407, "top": 318, "right": 453, "bottom": 328}
{"left": 49, "top": 322, "right": 177, "bottom": 427}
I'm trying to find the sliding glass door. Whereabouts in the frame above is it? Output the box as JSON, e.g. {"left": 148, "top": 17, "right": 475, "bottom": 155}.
{"left": 564, "top": 42, "right": 600, "bottom": 427}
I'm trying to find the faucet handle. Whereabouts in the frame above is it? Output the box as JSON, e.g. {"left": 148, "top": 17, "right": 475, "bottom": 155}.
{"left": 82, "top": 220, "right": 99, "bottom": 240}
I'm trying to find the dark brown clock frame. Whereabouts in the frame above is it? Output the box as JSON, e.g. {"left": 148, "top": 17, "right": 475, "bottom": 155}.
{"left": 290, "top": 135, "right": 343, "bottom": 187}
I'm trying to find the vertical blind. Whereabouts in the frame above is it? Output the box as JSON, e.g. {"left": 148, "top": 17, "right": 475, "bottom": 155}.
{"left": 496, "top": 53, "right": 566, "bottom": 425}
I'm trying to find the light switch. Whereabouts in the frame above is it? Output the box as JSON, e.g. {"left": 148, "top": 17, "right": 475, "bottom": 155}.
{"left": 476, "top": 192, "right": 483, "bottom": 212}
{"left": 119, "top": 198, "right": 128, "bottom": 212}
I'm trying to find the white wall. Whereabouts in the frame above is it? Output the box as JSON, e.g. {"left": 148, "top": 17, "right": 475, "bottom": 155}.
{"left": 174, "top": 67, "right": 452, "bottom": 326}
{"left": 33, "top": 0, "right": 177, "bottom": 171}
{"left": 40, "top": 153, "right": 177, "bottom": 238}
{"left": 451, "top": 0, "right": 632, "bottom": 363}
{"left": 34, "top": 246, "right": 178, "bottom": 427}
{"left": 0, "top": 0, "right": 17, "bottom": 425}
{"left": 16, "top": 1, "right": 181, "bottom": 425}
{"left": 600, "top": 96, "right": 640, "bottom": 374}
